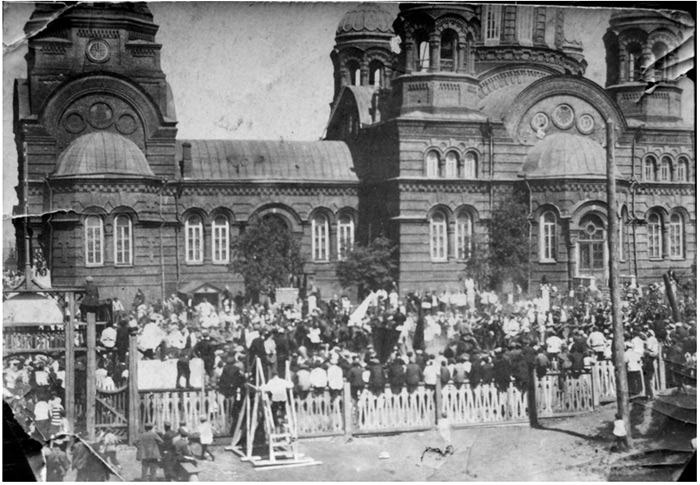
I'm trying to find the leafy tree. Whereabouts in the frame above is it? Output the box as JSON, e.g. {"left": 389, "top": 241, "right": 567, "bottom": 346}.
{"left": 336, "top": 237, "right": 397, "bottom": 299}
{"left": 229, "top": 217, "right": 304, "bottom": 301}
{"left": 464, "top": 188, "right": 530, "bottom": 292}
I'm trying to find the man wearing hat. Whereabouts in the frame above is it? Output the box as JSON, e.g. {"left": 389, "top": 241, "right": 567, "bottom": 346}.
{"left": 80, "top": 275, "right": 100, "bottom": 321}
{"left": 135, "top": 423, "right": 163, "bottom": 481}
{"left": 159, "top": 421, "right": 178, "bottom": 480}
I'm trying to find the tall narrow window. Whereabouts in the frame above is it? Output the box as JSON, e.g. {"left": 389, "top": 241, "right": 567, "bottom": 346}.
{"left": 186, "top": 215, "right": 203, "bottom": 263}
{"left": 426, "top": 150, "right": 439, "bottom": 178}
{"left": 114, "top": 215, "right": 132, "bottom": 266}
{"left": 647, "top": 213, "right": 661, "bottom": 259}
{"left": 85, "top": 215, "right": 104, "bottom": 266}
{"left": 484, "top": 5, "right": 502, "bottom": 42}
{"left": 660, "top": 156, "right": 671, "bottom": 181}
{"left": 644, "top": 156, "right": 656, "bottom": 181}
{"left": 369, "top": 60, "right": 384, "bottom": 88}
{"left": 337, "top": 215, "right": 354, "bottom": 259}
{"left": 455, "top": 212, "right": 473, "bottom": 260}
{"left": 347, "top": 61, "right": 360, "bottom": 86}
{"left": 677, "top": 157, "right": 688, "bottom": 181}
{"left": 628, "top": 43, "right": 642, "bottom": 82}
{"left": 312, "top": 214, "right": 329, "bottom": 262}
{"left": 440, "top": 30, "right": 457, "bottom": 71}
{"left": 212, "top": 215, "right": 229, "bottom": 264}
{"left": 445, "top": 151, "right": 458, "bottom": 178}
{"left": 416, "top": 31, "right": 430, "bottom": 72}
{"left": 516, "top": 6, "right": 534, "bottom": 44}
{"left": 669, "top": 213, "right": 684, "bottom": 258}
{"left": 541, "top": 211, "right": 557, "bottom": 261}
{"left": 579, "top": 215, "right": 605, "bottom": 271}
{"left": 464, "top": 152, "right": 477, "bottom": 179}
{"left": 430, "top": 212, "right": 448, "bottom": 261}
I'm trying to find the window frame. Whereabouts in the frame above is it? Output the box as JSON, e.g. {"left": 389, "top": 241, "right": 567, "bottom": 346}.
{"left": 455, "top": 212, "right": 473, "bottom": 261}
{"left": 440, "top": 29, "right": 458, "bottom": 71}
{"left": 426, "top": 150, "right": 440, "bottom": 178}
{"left": 211, "top": 215, "right": 230, "bottom": 264}
{"left": 484, "top": 5, "right": 502, "bottom": 43}
{"left": 644, "top": 156, "right": 656, "bottom": 181}
{"left": 337, "top": 214, "right": 355, "bottom": 260}
{"left": 85, "top": 215, "right": 104, "bottom": 267}
{"left": 445, "top": 151, "right": 458, "bottom": 178}
{"left": 669, "top": 212, "right": 684, "bottom": 259}
{"left": 464, "top": 151, "right": 478, "bottom": 179}
{"left": 185, "top": 214, "right": 204, "bottom": 264}
{"left": 659, "top": 156, "right": 671, "bottom": 182}
{"left": 647, "top": 213, "right": 662, "bottom": 259}
{"left": 540, "top": 211, "right": 557, "bottom": 262}
{"left": 312, "top": 213, "right": 330, "bottom": 262}
{"left": 676, "top": 157, "right": 688, "bottom": 182}
{"left": 430, "top": 211, "right": 448, "bottom": 262}
{"left": 113, "top": 214, "right": 133, "bottom": 266}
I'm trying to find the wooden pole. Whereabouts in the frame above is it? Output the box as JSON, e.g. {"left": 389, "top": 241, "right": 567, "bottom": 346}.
{"left": 606, "top": 120, "right": 632, "bottom": 449}
{"left": 65, "top": 291, "right": 76, "bottom": 431}
{"left": 343, "top": 381, "right": 353, "bottom": 437}
{"left": 128, "top": 328, "right": 139, "bottom": 445}
{"left": 86, "top": 312, "right": 97, "bottom": 441}
{"left": 663, "top": 272, "right": 682, "bottom": 323}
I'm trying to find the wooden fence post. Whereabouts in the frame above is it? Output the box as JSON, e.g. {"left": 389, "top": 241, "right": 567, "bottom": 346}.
{"left": 591, "top": 363, "right": 600, "bottom": 407}
{"left": 128, "top": 328, "right": 140, "bottom": 445}
{"left": 65, "top": 292, "right": 76, "bottom": 432}
{"left": 435, "top": 378, "right": 442, "bottom": 425}
{"left": 86, "top": 312, "right": 96, "bottom": 441}
{"left": 343, "top": 381, "right": 353, "bottom": 437}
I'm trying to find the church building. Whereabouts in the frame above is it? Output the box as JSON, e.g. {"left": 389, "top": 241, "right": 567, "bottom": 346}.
{"left": 13, "top": 3, "right": 695, "bottom": 304}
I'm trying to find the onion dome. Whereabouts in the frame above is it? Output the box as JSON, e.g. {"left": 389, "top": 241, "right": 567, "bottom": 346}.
{"left": 336, "top": 3, "right": 395, "bottom": 42}
{"left": 54, "top": 132, "right": 154, "bottom": 178}
{"left": 521, "top": 134, "right": 621, "bottom": 179}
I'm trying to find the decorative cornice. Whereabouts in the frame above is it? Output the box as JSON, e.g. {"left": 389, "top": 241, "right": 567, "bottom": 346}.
{"left": 179, "top": 183, "right": 358, "bottom": 197}
{"left": 396, "top": 179, "right": 489, "bottom": 194}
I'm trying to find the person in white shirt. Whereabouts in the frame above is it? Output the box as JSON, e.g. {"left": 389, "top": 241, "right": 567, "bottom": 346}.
{"left": 327, "top": 358, "right": 344, "bottom": 396}
{"left": 587, "top": 327, "right": 607, "bottom": 359}
{"left": 100, "top": 322, "right": 117, "bottom": 350}
{"left": 309, "top": 362, "right": 328, "bottom": 391}
{"left": 624, "top": 342, "right": 643, "bottom": 395}
{"left": 262, "top": 374, "right": 294, "bottom": 429}
{"left": 645, "top": 330, "right": 659, "bottom": 357}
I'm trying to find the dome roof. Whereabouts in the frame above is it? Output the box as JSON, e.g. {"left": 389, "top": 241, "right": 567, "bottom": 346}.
{"left": 521, "top": 134, "right": 620, "bottom": 180}
{"left": 336, "top": 3, "right": 394, "bottom": 37}
{"left": 54, "top": 132, "right": 154, "bottom": 178}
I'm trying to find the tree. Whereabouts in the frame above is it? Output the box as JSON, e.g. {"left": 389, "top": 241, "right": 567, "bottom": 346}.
{"left": 336, "top": 237, "right": 397, "bottom": 299}
{"left": 464, "top": 188, "right": 530, "bottom": 292}
{"left": 229, "top": 217, "right": 304, "bottom": 301}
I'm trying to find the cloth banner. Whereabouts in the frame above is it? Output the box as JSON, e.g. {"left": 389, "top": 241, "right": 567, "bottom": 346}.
{"left": 348, "top": 292, "right": 376, "bottom": 327}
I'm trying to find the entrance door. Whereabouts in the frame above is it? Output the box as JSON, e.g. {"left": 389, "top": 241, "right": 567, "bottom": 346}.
{"left": 577, "top": 214, "right": 607, "bottom": 287}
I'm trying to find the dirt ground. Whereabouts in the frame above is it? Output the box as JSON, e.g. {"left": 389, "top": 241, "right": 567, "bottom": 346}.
{"left": 61, "top": 400, "right": 695, "bottom": 482}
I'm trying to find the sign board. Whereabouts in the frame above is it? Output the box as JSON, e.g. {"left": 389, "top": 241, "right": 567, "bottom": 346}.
{"left": 275, "top": 287, "right": 299, "bottom": 305}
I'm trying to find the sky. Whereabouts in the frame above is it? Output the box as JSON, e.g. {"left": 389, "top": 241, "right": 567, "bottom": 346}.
{"left": 1, "top": 2, "right": 694, "bottom": 243}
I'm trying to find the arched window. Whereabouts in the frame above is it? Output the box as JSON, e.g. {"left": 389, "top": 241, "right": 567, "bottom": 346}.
{"left": 660, "top": 156, "right": 671, "bottom": 182}
{"left": 212, "top": 215, "right": 229, "bottom": 264}
{"left": 430, "top": 211, "right": 448, "bottom": 261}
{"left": 415, "top": 30, "right": 430, "bottom": 72}
{"left": 440, "top": 30, "right": 458, "bottom": 71}
{"left": 114, "top": 215, "right": 132, "bottom": 266}
{"left": 516, "top": 6, "right": 534, "bottom": 44}
{"left": 185, "top": 214, "right": 203, "bottom": 263}
{"left": 445, "top": 151, "right": 458, "bottom": 178}
{"left": 455, "top": 212, "right": 473, "bottom": 260}
{"left": 464, "top": 152, "right": 477, "bottom": 179}
{"left": 368, "top": 60, "right": 384, "bottom": 88}
{"left": 426, "top": 150, "right": 440, "bottom": 178}
{"left": 347, "top": 60, "right": 360, "bottom": 86}
{"left": 337, "top": 214, "right": 354, "bottom": 259}
{"left": 677, "top": 157, "right": 688, "bottom": 181}
{"left": 651, "top": 41, "right": 668, "bottom": 80}
{"left": 647, "top": 213, "right": 662, "bottom": 259}
{"left": 644, "top": 156, "right": 656, "bottom": 181}
{"left": 540, "top": 211, "right": 557, "bottom": 262}
{"left": 484, "top": 5, "right": 502, "bottom": 43}
{"left": 312, "top": 213, "right": 329, "bottom": 262}
{"left": 669, "top": 213, "right": 684, "bottom": 259}
{"left": 627, "top": 43, "right": 643, "bottom": 82}
{"left": 85, "top": 215, "right": 104, "bottom": 266}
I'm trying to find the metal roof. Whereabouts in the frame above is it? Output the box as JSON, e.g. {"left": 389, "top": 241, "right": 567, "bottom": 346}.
{"left": 177, "top": 139, "right": 357, "bottom": 182}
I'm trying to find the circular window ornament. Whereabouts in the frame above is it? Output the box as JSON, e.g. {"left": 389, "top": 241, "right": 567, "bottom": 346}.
{"left": 552, "top": 104, "right": 575, "bottom": 130}
{"left": 585, "top": 223, "right": 598, "bottom": 236}
{"left": 116, "top": 114, "right": 137, "bottom": 135}
{"left": 85, "top": 39, "right": 110, "bottom": 63}
{"left": 577, "top": 113, "right": 596, "bottom": 135}
{"left": 87, "top": 102, "right": 114, "bottom": 129}
{"left": 63, "top": 112, "right": 86, "bottom": 134}
{"left": 530, "top": 112, "right": 550, "bottom": 132}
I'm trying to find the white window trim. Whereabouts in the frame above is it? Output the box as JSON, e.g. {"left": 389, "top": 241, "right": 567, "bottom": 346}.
{"left": 312, "top": 215, "right": 330, "bottom": 262}
{"left": 676, "top": 159, "right": 688, "bottom": 182}
{"left": 445, "top": 152, "right": 458, "bottom": 179}
{"left": 186, "top": 216, "right": 204, "bottom": 264}
{"left": 669, "top": 214, "right": 684, "bottom": 259}
{"left": 430, "top": 213, "right": 448, "bottom": 262}
{"left": 540, "top": 212, "right": 557, "bottom": 262}
{"left": 647, "top": 215, "right": 662, "bottom": 260}
{"left": 426, "top": 150, "right": 439, "bottom": 178}
{"left": 114, "top": 215, "right": 133, "bottom": 266}
{"left": 454, "top": 213, "right": 472, "bottom": 261}
{"left": 85, "top": 215, "right": 104, "bottom": 267}
{"left": 337, "top": 216, "right": 354, "bottom": 260}
{"left": 484, "top": 5, "right": 502, "bottom": 44}
{"left": 464, "top": 152, "right": 477, "bottom": 179}
{"left": 212, "top": 216, "right": 230, "bottom": 264}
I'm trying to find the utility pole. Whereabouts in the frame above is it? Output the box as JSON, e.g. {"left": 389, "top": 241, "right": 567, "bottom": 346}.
{"left": 606, "top": 120, "right": 632, "bottom": 449}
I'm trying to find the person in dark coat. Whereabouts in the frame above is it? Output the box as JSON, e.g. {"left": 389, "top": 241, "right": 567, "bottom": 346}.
{"left": 132, "top": 289, "right": 145, "bottom": 310}
{"left": 249, "top": 331, "right": 268, "bottom": 375}
{"left": 481, "top": 356, "right": 494, "bottom": 385}
{"left": 115, "top": 318, "right": 130, "bottom": 363}
{"left": 193, "top": 331, "right": 216, "bottom": 385}
{"left": 71, "top": 437, "right": 111, "bottom": 482}
{"left": 135, "top": 423, "right": 163, "bottom": 481}
{"left": 368, "top": 359, "right": 386, "bottom": 395}
{"left": 405, "top": 359, "right": 422, "bottom": 393}
{"left": 80, "top": 276, "right": 100, "bottom": 321}
{"left": 348, "top": 358, "right": 365, "bottom": 399}
{"left": 158, "top": 421, "right": 179, "bottom": 481}
{"left": 176, "top": 348, "right": 192, "bottom": 388}
{"left": 387, "top": 358, "right": 406, "bottom": 394}
{"left": 493, "top": 353, "right": 511, "bottom": 391}
{"left": 439, "top": 360, "right": 451, "bottom": 387}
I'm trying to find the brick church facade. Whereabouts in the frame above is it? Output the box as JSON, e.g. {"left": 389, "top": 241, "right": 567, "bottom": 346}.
{"left": 13, "top": 3, "right": 695, "bottom": 304}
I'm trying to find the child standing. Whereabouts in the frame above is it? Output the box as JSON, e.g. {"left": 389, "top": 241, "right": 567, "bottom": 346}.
{"left": 197, "top": 415, "right": 215, "bottom": 461}
{"left": 612, "top": 413, "right": 628, "bottom": 452}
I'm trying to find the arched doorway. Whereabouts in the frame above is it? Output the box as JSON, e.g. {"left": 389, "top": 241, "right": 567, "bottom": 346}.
{"left": 577, "top": 213, "right": 608, "bottom": 287}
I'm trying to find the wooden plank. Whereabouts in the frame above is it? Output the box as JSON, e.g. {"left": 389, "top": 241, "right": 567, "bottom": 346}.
{"left": 86, "top": 312, "right": 97, "bottom": 441}
{"left": 65, "top": 291, "right": 76, "bottom": 430}
{"left": 95, "top": 396, "right": 128, "bottom": 423}
{"left": 128, "top": 331, "right": 139, "bottom": 445}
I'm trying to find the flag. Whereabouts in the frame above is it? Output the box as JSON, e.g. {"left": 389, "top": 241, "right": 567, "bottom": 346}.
{"left": 348, "top": 292, "right": 376, "bottom": 327}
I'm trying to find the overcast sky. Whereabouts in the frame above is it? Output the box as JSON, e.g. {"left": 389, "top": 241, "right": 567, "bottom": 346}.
{"left": 1, "top": 2, "right": 693, "bottom": 238}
